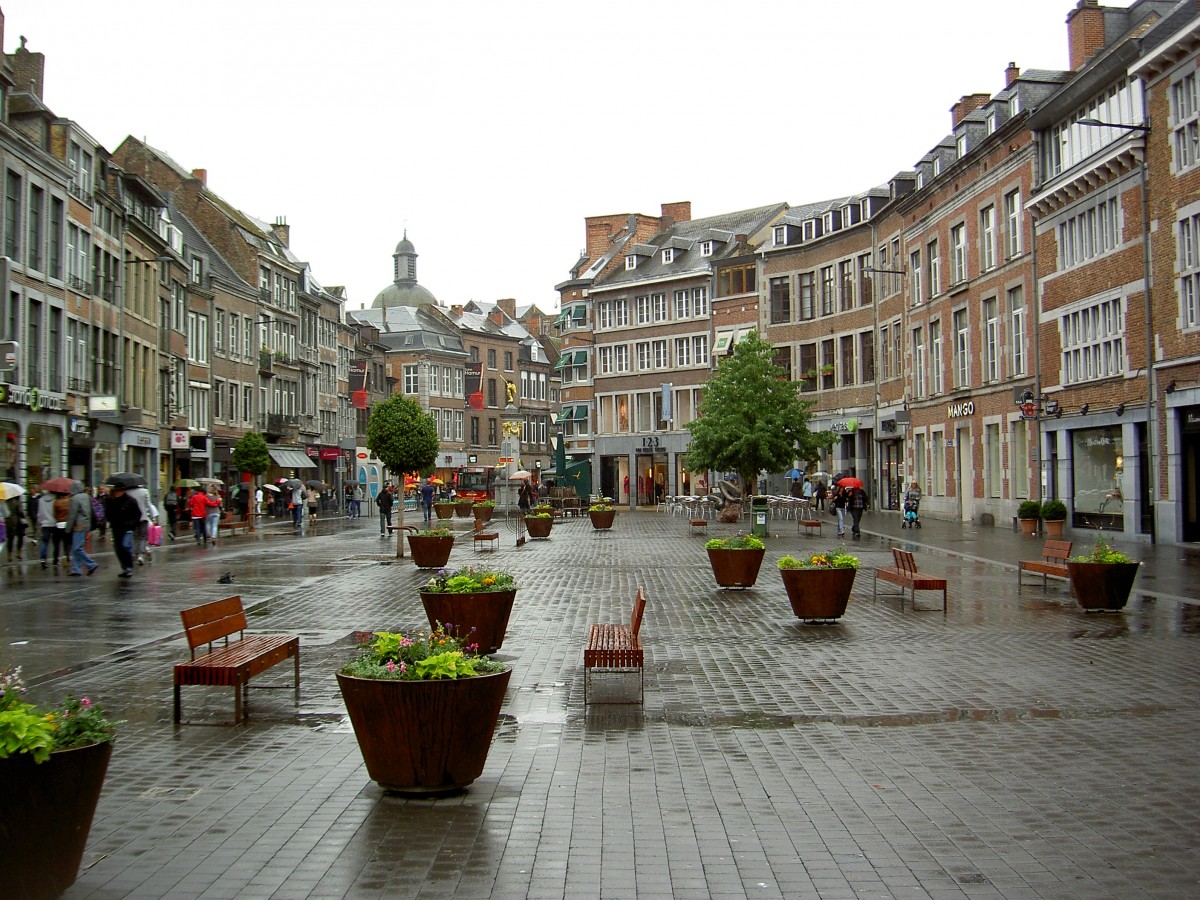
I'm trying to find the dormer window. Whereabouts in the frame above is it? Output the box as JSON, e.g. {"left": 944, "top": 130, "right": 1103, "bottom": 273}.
{"left": 956, "top": 134, "right": 968, "bottom": 158}
{"left": 987, "top": 112, "right": 997, "bottom": 134}
{"left": 699, "top": 240, "right": 713, "bottom": 257}
{"left": 773, "top": 225, "right": 787, "bottom": 246}
{"left": 1010, "top": 93, "right": 1021, "bottom": 114}
{"left": 917, "top": 171, "right": 925, "bottom": 189}
{"left": 933, "top": 157, "right": 942, "bottom": 176}
{"left": 625, "top": 255, "right": 637, "bottom": 271}
{"left": 802, "top": 220, "right": 816, "bottom": 241}
{"left": 662, "top": 248, "right": 675, "bottom": 264}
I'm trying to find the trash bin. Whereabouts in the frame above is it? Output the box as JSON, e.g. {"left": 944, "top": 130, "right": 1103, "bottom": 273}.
{"left": 751, "top": 495, "right": 770, "bottom": 537}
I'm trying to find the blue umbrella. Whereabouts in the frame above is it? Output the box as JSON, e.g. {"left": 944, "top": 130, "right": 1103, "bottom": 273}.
{"left": 785, "top": 469, "right": 802, "bottom": 479}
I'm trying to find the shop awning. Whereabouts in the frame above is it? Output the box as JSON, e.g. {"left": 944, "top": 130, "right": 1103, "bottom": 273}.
{"left": 268, "top": 448, "right": 317, "bottom": 469}
{"left": 554, "top": 404, "right": 589, "bottom": 424}
{"left": 554, "top": 349, "right": 588, "bottom": 370}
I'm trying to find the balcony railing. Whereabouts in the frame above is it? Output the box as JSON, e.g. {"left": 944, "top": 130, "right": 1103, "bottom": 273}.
{"left": 68, "top": 275, "right": 92, "bottom": 294}
{"left": 259, "top": 351, "right": 274, "bottom": 376}
{"left": 298, "top": 414, "right": 320, "bottom": 435}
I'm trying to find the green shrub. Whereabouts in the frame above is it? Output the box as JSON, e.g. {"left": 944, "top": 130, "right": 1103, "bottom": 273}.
{"left": 1017, "top": 500, "right": 1041, "bottom": 520}
{"left": 1040, "top": 499, "right": 1067, "bottom": 521}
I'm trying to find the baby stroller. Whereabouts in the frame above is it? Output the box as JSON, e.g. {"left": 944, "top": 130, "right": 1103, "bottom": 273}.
{"left": 901, "top": 497, "right": 921, "bottom": 528}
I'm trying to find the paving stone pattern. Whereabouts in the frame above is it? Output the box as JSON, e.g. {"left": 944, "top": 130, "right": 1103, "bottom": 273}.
{"left": 8, "top": 512, "right": 1198, "bottom": 898}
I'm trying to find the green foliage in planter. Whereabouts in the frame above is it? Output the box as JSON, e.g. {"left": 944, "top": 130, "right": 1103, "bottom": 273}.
{"left": 1070, "top": 537, "right": 1133, "bottom": 564}
{"left": 1017, "top": 500, "right": 1041, "bottom": 520}
{"left": 0, "top": 666, "right": 122, "bottom": 763}
{"left": 777, "top": 550, "right": 860, "bottom": 570}
{"left": 412, "top": 527, "right": 453, "bottom": 537}
{"left": 705, "top": 534, "right": 765, "bottom": 550}
{"left": 1040, "top": 499, "right": 1067, "bottom": 521}
{"left": 525, "top": 512, "right": 552, "bottom": 519}
{"left": 341, "top": 626, "right": 507, "bottom": 680}
{"left": 472, "top": 500, "right": 496, "bottom": 508}
{"left": 589, "top": 502, "right": 613, "bottom": 512}
{"left": 423, "top": 565, "right": 517, "bottom": 593}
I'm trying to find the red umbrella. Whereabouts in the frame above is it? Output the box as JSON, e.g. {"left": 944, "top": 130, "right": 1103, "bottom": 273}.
{"left": 836, "top": 476, "right": 864, "bottom": 489}
{"left": 39, "top": 476, "right": 78, "bottom": 494}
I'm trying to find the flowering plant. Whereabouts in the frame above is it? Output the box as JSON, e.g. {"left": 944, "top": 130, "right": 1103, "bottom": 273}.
{"left": 412, "top": 527, "right": 453, "bottom": 537}
{"left": 433, "top": 498, "right": 456, "bottom": 505}
{"left": 525, "top": 511, "right": 552, "bottom": 519}
{"left": 423, "top": 565, "right": 517, "bottom": 594}
{"left": 777, "top": 550, "right": 860, "bottom": 570}
{"left": 0, "top": 665, "right": 121, "bottom": 763}
{"left": 1070, "top": 537, "right": 1133, "bottom": 564}
{"left": 472, "top": 500, "right": 496, "bottom": 508}
{"left": 589, "top": 501, "right": 613, "bottom": 512}
{"left": 705, "top": 534, "right": 765, "bottom": 551}
{"left": 341, "top": 626, "right": 507, "bottom": 681}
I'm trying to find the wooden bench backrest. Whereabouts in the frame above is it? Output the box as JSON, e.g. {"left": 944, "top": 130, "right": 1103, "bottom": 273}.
{"left": 1042, "top": 540, "right": 1072, "bottom": 562}
{"left": 630, "top": 587, "right": 647, "bottom": 639}
{"left": 892, "top": 548, "right": 918, "bottom": 576}
{"left": 180, "top": 595, "right": 247, "bottom": 651}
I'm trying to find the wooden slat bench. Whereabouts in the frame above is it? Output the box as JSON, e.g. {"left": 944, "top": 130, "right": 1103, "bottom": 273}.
{"left": 874, "top": 548, "right": 948, "bottom": 613}
{"left": 174, "top": 596, "right": 300, "bottom": 725}
{"left": 689, "top": 518, "right": 708, "bottom": 535}
{"left": 798, "top": 518, "right": 823, "bottom": 537}
{"left": 217, "top": 512, "right": 253, "bottom": 535}
{"left": 1018, "top": 539, "right": 1073, "bottom": 588}
{"left": 584, "top": 587, "right": 647, "bottom": 705}
{"left": 472, "top": 520, "right": 499, "bottom": 552}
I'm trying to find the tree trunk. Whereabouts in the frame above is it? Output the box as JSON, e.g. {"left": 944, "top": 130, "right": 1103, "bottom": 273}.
{"left": 395, "top": 502, "right": 406, "bottom": 558}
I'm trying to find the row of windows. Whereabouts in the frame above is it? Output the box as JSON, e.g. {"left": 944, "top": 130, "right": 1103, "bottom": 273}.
{"left": 625, "top": 241, "right": 714, "bottom": 270}
{"left": 595, "top": 335, "right": 710, "bottom": 375}
{"left": 909, "top": 420, "right": 1032, "bottom": 502}
{"left": 212, "top": 378, "right": 256, "bottom": 426}
{"left": 595, "top": 288, "right": 709, "bottom": 330}
{"left": 908, "top": 191, "right": 1023, "bottom": 304}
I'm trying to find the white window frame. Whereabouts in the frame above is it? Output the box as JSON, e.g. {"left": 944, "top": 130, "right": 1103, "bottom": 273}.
{"left": 951, "top": 223, "right": 967, "bottom": 285}
{"left": 1171, "top": 70, "right": 1200, "bottom": 173}
{"left": 1008, "top": 286, "right": 1027, "bottom": 376}
{"left": 1179, "top": 210, "right": 1200, "bottom": 329}
{"left": 1004, "top": 189, "right": 1022, "bottom": 259}
{"left": 625, "top": 256, "right": 637, "bottom": 270}
{"left": 662, "top": 248, "right": 674, "bottom": 264}
{"left": 952, "top": 307, "right": 969, "bottom": 388}
{"left": 613, "top": 299, "right": 629, "bottom": 327}
{"left": 699, "top": 241, "right": 713, "bottom": 257}
{"left": 980, "top": 205, "right": 996, "bottom": 272}
{"left": 982, "top": 296, "right": 999, "bottom": 383}
{"left": 1060, "top": 297, "right": 1125, "bottom": 384}
{"left": 614, "top": 344, "right": 629, "bottom": 373}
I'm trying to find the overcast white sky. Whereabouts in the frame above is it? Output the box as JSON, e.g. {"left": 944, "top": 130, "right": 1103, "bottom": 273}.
{"left": 8, "top": 1, "right": 1104, "bottom": 312}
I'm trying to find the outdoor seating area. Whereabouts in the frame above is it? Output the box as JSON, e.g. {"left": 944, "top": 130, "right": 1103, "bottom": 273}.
{"left": 583, "top": 586, "right": 647, "bottom": 705}
{"left": 873, "top": 548, "right": 948, "bottom": 612}
{"left": 1018, "top": 540, "right": 1073, "bottom": 588}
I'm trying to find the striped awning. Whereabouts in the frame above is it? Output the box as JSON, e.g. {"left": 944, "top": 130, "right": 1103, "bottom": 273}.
{"left": 268, "top": 447, "right": 317, "bottom": 469}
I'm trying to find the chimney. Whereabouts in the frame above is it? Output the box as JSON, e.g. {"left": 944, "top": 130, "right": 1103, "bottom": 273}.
{"left": 190, "top": 168, "right": 207, "bottom": 186}
{"left": 488, "top": 309, "right": 505, "bottom": 326}
{"left": 271, "top": 217, "right": 290, "bottom": 248}
{"left": 950, "top": 93, "right": 991, "bottom": 127}
{"left": 661, "top": 201, "right": 691, "bottom": 224}
{"left": 496, "top": 298, "right": 517, "bottom": 318}
{"left": 451, "top": 304, "right": 464, "bottom": 318}
{"left": 11, "top": 36, "right": 45, "bottom": 100}
{"left": 1005, "top": 61, "right": 1020, "bottom": 87}
{"left": 1067, "top": 0, "right": 1106, "bottom": 71}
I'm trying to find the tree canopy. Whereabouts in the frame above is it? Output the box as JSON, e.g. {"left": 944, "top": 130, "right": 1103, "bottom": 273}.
{"left": 230, "top": 431, "right": 270, "bottom": 476}
{"left": 366, "top": 394, "right": 440, "bottom": 557}
{"left": 686, "top": 330, "right": 833, "bottom": 493}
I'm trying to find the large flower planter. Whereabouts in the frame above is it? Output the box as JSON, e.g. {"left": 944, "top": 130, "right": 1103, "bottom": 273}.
{"left": 473, "top": 506, "right": 494, "bottom": 524}
{"left": 1043, "top": 519, "right": 1066, "bottom": 538}
{"left": 454, "top": 500, "right": 474, "bottom": 518}
{"left": 1066, "top": 561, "right": 1140, "bottom": 611}
{"left": 589, "top": 509, "right": 616, "bottom": 530}
{"left": 336, "top": 668, "right": 511, "bottom": 795}
{"left": 1018, "top": 518, "right": 1039, "bottom": 536}
{"left": 780, "top": 567, "right": 857, "bottom": 621}
{"left": 706, "top": 548, "right": 766, "bottom": 589}
{"left": 0, "top": 740, "right": 112, "bottom": 900}
{"left": 524, "top": 516, "right": 553, "bottom": 539}
{"left": 406, "top": 534, "right": 455, "bottom": 569}
{"left": 434, "top": 504, "right": 455, "bottom": 520}
{"left": 419, "top": 589, "right": 518, "bottom": 652}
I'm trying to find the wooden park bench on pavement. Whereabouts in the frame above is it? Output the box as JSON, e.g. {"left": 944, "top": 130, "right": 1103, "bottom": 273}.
{"left": 473, "top": 519, "right": 499, "bottom": 552}
{"left": 1018, "top": 539, "right": 1073, "bottom": 588}
{"left": 584, "top": 587, "right": 647, "bottom": 705}
{"left": 874, "top": 548, "right": 948, "bottom": 613}
{"left": 174, "top": 596, "right": 300, "bottom": 725}
{"left": 217, "top": 511, "right": 253, "bottom": 535}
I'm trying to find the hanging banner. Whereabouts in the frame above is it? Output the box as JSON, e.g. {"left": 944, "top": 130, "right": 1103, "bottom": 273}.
{"left": 465, "top": 361, "right": 483, "bottom": 410}
{"left": 349, "top": 359, "right": 368, "bottom": 410}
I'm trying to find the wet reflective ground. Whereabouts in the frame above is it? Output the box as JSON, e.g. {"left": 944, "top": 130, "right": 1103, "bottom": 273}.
{"left": 3, "top": 511, "right": 1198, "bottom": 898}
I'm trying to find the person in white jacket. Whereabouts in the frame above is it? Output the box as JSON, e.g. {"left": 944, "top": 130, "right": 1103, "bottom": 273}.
{"left": 126, "top": 486, "right": 152, "bottom": 565}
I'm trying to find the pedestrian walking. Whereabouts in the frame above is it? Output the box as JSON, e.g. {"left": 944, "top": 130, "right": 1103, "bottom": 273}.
{"left": 351, "top": 484, "right": 363, "bottom": 519}
{"left": 307, "top": 487, "right": 321, "bottom": 526}
{"left": 802, "top": 478, "right": 814, "bottom": 502}
{"left": 188, "top": 487, "right": 219, "bottom": 545}
{"left": 36, "top": 490, "right": 63, "bottom": 569}
{"left": 376, "top": 484, "right": 394, "bottom": 536}
{"left": 66, "top": 486, "right": 99, "bottom": 576}
{"left": 206, "top": 487, "right": 224, "bottom": 542}
{"left": 419, "top": 479, "right": 435, "bottom": 524}
{"left": 848, "top": 485, "right": 868, "bottom": 538}
{"left": 831, "top": 484, "right": 849, "bottom": 538}
{"left": 163, "top": 488, "right": 179, "bottom": 539}
{"left": 290, "top": 484, "right": 305, "bottom": 531}
{"left": 813, "top": 479, "right": 827, "bottom": 511}
{"left": 518, "top": 481, "right": 532, "bottom": 514}
{"left": 255, "top": 486, "right": 265, "bottom": 517}
{"left": 103, "top": 486, "right": 141, "bottom": 577}
{"left": 3, "top": 496, "right": 27, "bottom": 559}
{"left": 127, "top": 485, "right": 152, "bottom": 565}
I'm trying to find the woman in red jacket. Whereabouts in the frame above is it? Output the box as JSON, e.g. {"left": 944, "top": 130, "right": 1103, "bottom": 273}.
{"left": 187, "top": 488, "right": 219, "bottom": 546}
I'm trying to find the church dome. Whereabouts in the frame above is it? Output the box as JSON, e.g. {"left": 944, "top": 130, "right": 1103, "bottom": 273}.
{"left": 372, "top": 231, "right": 439, "bottom": 308}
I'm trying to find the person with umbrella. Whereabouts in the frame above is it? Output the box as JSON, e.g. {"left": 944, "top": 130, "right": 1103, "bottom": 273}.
{"left": 305, "top": 483, "right": 321, "bottom": 527}
{"left": 842, "top": 477, "right": 868, "bottom": 538}
{"left": 3, "top": 489, "right": 27, "bottom": 560}
{"left": 286, "top": 480, "right": 304, "bottom": 531}
{"left": 419, "top": 478, "right": 435, "bottom": 525}
{"left": 204, "top": 485, "right": 224, "bottom": 543}
{"left": 163, "top": 486, "right": 179, "bottom": 540}
{"left": 66, "top": 482, "right": 99, "bottom": 576}
{"left": 103, "top": 484, "right": 142, "bottom": 577}
{"left": 813, "top": 478, "right": 828, "bottom": 511}
{"left": 35, "top": 485, "right": 62, "bottom": 569}
{"left": 830, "top": 481, "right": 849, "bottom": 538}
{"left": 187, "top": 486, "right": 219, "bottom": 546}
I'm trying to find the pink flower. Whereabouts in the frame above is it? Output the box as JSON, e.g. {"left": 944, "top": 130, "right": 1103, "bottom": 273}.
{"left": 385, "top": 661, "right": 396, "bottom": 672}
{"left": 80, "top": 697, "right": 93, "bottom": 708}
{"left": 399, "top": 662, "right": 407, "bottom": 674}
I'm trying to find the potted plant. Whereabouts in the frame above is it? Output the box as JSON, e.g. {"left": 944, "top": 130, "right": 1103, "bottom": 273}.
{"left": 705, "top": 534, "right": 767, "bottom": 589}
{"left": 433, "top": 499, "right": 455, "bottom": 520}
{"left": 1017, "top": 500, "right": 1041, "bottom": 536}
{"left": 776, "top": 550, "right": 861, "bottom": 621}
{"left": 820, "top": 363, "right": 835, "bottom": 376}
{"left": 336, "top": 627, "right": 511, "bottom": 796}
{"left": 1040, "top": 499, "right": 1068, "bottom": 538}
{"left": 454, "top": 497, "right": 475, "bottom": 517}
{"left": 406, "top": 527, "right": 456, "bottom": 569}
{"left": 472, "top": 499, "right": 496, "bottom": 523}
{"left": 419, "top": 565, "right": 518, "bottom": 652}
{"left": 588, "top": 500, "right": 616, "bottom": 530}
{"left": 1, "top": 666, "right": 122, "bottom": 899}
{"left": 1065, "top": 537, "right": 1140, "bottom": 611}
{"left": 524, "top": 510, "right": 553, "bottom": 539}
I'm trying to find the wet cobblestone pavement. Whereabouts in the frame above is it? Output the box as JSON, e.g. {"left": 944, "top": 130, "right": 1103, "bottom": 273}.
{"left": 2, "top": 510, "right": 1199, "bottom": 898}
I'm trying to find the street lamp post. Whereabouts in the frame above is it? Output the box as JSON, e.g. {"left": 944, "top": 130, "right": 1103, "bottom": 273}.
{"left": 1078, "top": 117, "right": 1154, "bottom": 542}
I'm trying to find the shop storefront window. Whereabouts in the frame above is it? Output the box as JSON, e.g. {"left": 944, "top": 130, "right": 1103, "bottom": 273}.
{"left": 26, "top": 424, "right": 62, "bottom": 487}
{"left": 1071, "top": 425, "right": 1123, "bottom": 528}
{"left": 2, "top": 421, "right": 18, "bottom": 482}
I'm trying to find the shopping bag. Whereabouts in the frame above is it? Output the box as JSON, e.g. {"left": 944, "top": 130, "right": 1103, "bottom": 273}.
{"left": 147, "top": 524, "right": 163, "bottom": 546}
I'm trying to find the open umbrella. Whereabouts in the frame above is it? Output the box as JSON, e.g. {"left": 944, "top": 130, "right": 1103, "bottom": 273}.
{"left": 305, "top": 479, "right": 325, "bottom": 489}
{"left": 0, "top": 482, "right": 27, "bottom": 501}
{"left": 836, "top": 476, "right": 864, "bottom": 489}
{"left": 261, "top": 483, "right": 281, "bottom": 493}
{"left": 784, "top": 468, "right": 802, "bottom": 479}
{"left": 283, "top": 479, "right": 304, "bottom": 491}
{"left": 197, "top": 477, "right": 224, "bottom": 486}
{"left": 40, "top": 476, "right": 79, "bottom": 494}
{"left": 107, "top": 472, "right": 147, "bottom": 490}
{"left": 508, "top": 470, "right": 532, "bottom": 481}
{"left": 173, "top": 478, "right": 201, "bottom": 489}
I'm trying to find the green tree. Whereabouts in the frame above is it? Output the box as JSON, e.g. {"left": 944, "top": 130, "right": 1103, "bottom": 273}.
{"left": 686, "top": 331, "right": 833, "bottom": 504}
{"left": 230, "top": 431, "right": 270, "bottom": 531}
{"left": 366, "top": 394, "right": 440, "bottom": 557}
